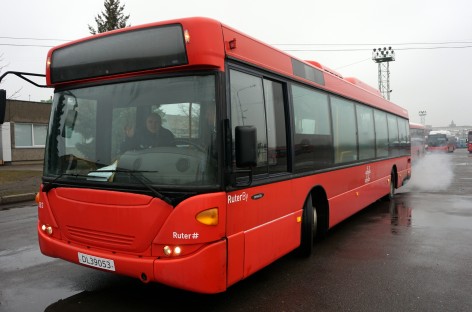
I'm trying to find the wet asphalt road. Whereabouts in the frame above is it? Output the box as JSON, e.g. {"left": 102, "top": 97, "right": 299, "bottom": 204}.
{"left": 1, "top": 149, "right": 472, "bottom": 312}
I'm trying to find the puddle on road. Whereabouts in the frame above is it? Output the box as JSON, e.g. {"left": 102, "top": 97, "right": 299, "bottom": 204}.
{"left": 0, "top": 245, "right": 56, "bottom": 272}
{"left": 389, "top": 199, "right": 412, "bottom": 232}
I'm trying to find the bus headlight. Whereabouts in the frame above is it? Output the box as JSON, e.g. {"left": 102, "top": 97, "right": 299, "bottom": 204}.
{"left": 163, "top": 246, "right": 172, "bottom": 256}
{"left": 174, "top": 246, "right": 182, "bottom": 256}
{"left": 41, "top": 224, "right": 53, "bottom": 235}
{"left": 163, "top": 245, "right": 182, "bottom": 257}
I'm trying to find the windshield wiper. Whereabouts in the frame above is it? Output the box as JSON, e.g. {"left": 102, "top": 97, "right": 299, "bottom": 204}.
{"left": 42, "top": 173, "right": 84, "bottom": 193}
{"left": 42, "top": 169, "right": 174, "bottom": 206}
{"left": 87, "top": 169, "right": 174, "bottom": 206}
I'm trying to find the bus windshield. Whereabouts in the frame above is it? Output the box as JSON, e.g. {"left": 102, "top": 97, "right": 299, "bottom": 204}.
{"left": 427, "top": 134, "right": 447, "bottom": 147}
{"left": 44, "top": 74, "right": 218, "bottom": 188}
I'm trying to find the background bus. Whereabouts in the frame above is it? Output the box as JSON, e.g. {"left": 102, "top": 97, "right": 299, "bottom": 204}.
{"left": 21, "top": 17, "right": 411, "bottom": 294}
{"left": 426, "top": 130, "right": 456, "bottom": 153}
{"left": 409, "top": 122, "right": 426, "bottom": 162}
{"left": 456, "top": 137, "right": 467, "bottom": 149}
{"left": 468, "top": 131, "right": 472, "bottom": 153}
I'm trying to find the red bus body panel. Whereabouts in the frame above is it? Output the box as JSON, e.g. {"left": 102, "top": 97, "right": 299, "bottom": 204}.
{"left": 46, "top": 17, "right": 226, "bottom": 87}
{"left": 38, "top": 188, "right": 230, "bottom": 293}
{"left": 225, "top": 180, "right": 302, "bottom": 282}
{"left": 38, "top": 154, "right": 410, "bottom": 293}
{"left": 38, "top": 225, "right": 227, "bottom": 293}
{"left": 291, "top": 158, "right": 410, "bottom": 228}
{"left": 48, "top": 188, "right": 171, "bottom": 253}
{"left": 221, "top": 25, "right": 408, "bottom": 120}
{"left": 39, "top": 17, "right": 411, "bottom": 293}
{"left": 45, "top": 17, "right": 406, "bottom": 122}
{"left": 427, "top": 145, "right": 452, "bottom": 153}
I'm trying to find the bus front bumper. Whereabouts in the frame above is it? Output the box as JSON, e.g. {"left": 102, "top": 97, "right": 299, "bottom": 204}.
{"left": 38, "top": 223, "right": 227, "bottom": 294}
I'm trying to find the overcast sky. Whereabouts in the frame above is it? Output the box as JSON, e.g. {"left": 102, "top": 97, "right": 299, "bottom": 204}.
{"left": 2, "top": 0, "right": 472, "bottom": 127}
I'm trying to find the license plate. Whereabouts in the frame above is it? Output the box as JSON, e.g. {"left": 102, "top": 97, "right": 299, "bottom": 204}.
{"left": 78, "top": 252, "right": 116, "bottom": 271}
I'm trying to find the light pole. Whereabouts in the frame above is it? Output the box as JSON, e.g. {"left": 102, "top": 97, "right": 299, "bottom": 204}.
{"left": 235, "top": 84, "right": 255, "bottom": 125}
{"left": 419, "top": 110, "right": 427, "bottom": 125}
{"left": 372, "top": 47, "right": 395, "bottom": 100}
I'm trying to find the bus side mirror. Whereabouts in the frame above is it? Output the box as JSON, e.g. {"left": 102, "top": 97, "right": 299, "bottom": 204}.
{"left": 0, "top": 89, "right": 6, "bottom": 124}
{"left": 235, "top": 125, "right": 257, "bottom": 167}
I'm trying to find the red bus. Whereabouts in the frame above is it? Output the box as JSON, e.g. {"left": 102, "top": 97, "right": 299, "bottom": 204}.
{"left": 32, "top": 17, "right": 410, "bottom": 293}
{"left": 409, "top": 122, "right": 426, "bottom": 162}
{"left": 468, "top": 131, "right": 472, "bottom": 153}
{"left": 426, "top": 130, "right": 456, "bottom": 153}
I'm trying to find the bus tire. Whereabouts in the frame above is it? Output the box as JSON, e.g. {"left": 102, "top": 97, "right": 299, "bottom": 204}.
{"left": 297, "top": 194, "right": 317, "bottom": 257}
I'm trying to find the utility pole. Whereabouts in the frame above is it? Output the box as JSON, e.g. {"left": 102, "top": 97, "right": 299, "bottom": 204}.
{"left": 372, "top": 47, "right": 395, "bottom": 100}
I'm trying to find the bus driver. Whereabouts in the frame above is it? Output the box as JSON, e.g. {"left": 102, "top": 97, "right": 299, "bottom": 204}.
{"left": 122, "top": 113, "right": 175, "bottom": 151}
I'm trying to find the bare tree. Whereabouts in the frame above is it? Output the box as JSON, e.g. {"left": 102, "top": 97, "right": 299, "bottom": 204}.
{"left": 0, "top": 53, "right": 6, "bottom": 74}
{"left": 0, "top": 53, "right": 22, "bottom": 99}
{"left": 88, "top": 0, "right": 130, "bottom": 34}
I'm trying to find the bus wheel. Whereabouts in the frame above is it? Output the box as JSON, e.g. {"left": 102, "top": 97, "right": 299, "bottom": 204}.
{"left": 297, "top": 194, "right": 317, "bottom": 257}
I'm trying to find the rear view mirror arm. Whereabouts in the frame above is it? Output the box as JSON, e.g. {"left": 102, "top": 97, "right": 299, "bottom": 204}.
{"left": 0, "top": 71, "right": 48, "bottom": 88}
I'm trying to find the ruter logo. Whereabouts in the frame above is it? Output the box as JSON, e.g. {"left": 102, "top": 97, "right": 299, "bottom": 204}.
{"left": 365, "top": 165, "right": 371, "bottom": 183}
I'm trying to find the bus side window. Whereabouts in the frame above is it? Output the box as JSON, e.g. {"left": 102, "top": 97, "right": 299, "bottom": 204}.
{"left": 387, "top": 114, "right": 400, "bottom": 156}
{"left": 230, "top": 70, "right": 288, "bottom": 176}
{"left": 331, "top": 96, "right": 357, "bottom": 164}
{"left": 263, "top": 79, "right": 287, "bottom": 174}
{"left": 292, "top": 84, "right": 333, "bottom": 172}
{"left": 230, "top": 69, "right": 268, "bottom": 175}
{"left": 356, "top": 104, "right": 375, "bottom": 160}
{"left": 374, "top": 110, "right": 389, "bottom": 157}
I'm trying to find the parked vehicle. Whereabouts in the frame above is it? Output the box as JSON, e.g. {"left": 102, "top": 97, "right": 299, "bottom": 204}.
{"left": 426, "top": 130, "right": 456, "bottom": 153}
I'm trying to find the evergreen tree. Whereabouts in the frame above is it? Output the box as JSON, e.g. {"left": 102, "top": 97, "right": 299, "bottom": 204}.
{"left": 88, "top": 0, "right": 130, "bottom": 35}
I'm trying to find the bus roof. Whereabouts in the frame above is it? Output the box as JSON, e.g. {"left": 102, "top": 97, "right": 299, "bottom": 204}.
{"left": 429, "top": 130, "right": 452, "bottom": 135}
{"left": 46, "top": 16, "right": 408, "bottom": 119}
{"left": 409, "top": 122, "right": 426, "bottom": 129}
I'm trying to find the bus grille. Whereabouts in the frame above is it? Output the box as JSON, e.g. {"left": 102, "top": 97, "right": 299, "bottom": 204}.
{"left": 66, "top": 226, "right": 135, "bottom": 246}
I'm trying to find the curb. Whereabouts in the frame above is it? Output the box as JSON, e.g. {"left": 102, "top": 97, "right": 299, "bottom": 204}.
{"left": 0, "top": 193, "right": 37, "bottom": 205}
